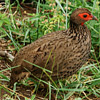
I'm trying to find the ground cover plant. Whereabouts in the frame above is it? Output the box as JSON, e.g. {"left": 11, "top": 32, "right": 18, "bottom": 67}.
{"left": 0, "top": 0, "right": 100, "bottom": 99}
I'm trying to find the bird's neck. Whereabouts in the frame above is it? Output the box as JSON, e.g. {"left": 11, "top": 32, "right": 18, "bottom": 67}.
{"left": 69, "top": 21, "right": 86, "bottom": 34}
{"left": 70, "top": 21, "right": 82, "bottom": 29}
{"left": 69, "top": 21, "right": 89, "bottom": 41}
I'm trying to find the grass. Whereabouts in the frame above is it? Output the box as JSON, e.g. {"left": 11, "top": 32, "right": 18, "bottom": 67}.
{"left": 0, "top": 0, "right": 100, "bottom": 99}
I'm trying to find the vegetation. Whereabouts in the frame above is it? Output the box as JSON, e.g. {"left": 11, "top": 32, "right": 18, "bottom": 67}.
{"left": 0, "top": 0, "right": 100, "bottom": 99}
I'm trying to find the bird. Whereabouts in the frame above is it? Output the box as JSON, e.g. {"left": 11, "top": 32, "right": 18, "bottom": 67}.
{"left": 10, "top": 8, "right": 98, "bottom": 86}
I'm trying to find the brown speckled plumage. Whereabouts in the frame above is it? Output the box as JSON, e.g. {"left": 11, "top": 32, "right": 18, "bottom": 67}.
{"left": 10, "top": 8, "right": 97, "bottom": 85}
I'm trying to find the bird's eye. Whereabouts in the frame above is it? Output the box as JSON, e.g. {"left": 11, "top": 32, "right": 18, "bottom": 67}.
{"left": 83, "top": 15, "right": 87, "bottom": 18}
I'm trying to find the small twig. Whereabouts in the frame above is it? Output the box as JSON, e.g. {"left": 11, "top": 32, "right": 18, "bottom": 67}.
{"left": 0, "top": 2, "right": 5, "bottom": 5}
{"left": 0, "top": 51, "right": 14, "bottom": 61}
{"left": 21, "top": 2, "right": 34, "bottom": 6}
{"left": 13, "top": 10, "right": 17, "bottom": 16}
{"left": 82, "top": 91, "right": 92, "bottom": 100}
{"left": 36, "top": 96, "right": 48, "bottom": 100}
{"left": 0, "top": 83, "right": 30, "bottom": 100}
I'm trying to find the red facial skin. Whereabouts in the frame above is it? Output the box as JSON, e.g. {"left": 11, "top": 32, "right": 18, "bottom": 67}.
{"left": 78, "top": 13, "right": 93, "bottom": 26}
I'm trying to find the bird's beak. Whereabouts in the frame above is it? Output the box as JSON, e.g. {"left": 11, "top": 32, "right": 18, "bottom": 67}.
{"left": 92, "top": 15, "right": 98, "bottom": 21}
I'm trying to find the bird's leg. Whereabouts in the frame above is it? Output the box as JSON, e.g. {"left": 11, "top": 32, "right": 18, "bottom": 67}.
{"left": 10, "top": 73, "right": 19, "bottom": 86}
{"left": 10, "top": 71, "right": 30, "bottom": 86}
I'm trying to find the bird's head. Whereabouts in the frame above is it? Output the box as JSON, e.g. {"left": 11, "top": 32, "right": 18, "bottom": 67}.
{"left": 70, "top": 8, "right": 98, "bottom": 26}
